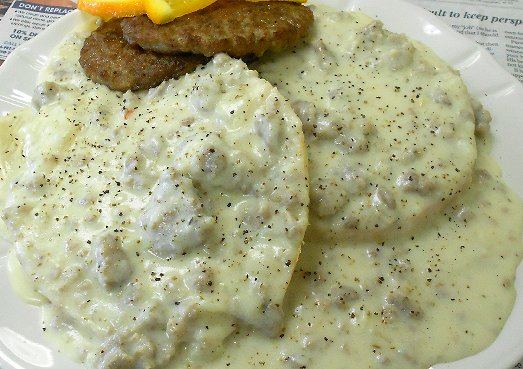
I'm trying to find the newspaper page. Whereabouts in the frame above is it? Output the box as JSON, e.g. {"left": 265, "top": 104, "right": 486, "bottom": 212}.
{"left": 406, "top": 0, "right": 523, "bottom": 83}
{"left": 0, "top": 0, "right": 75, "bottom": 66}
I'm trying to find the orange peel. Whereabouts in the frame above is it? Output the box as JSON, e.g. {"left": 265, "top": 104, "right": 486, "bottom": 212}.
{"left": 78, "top": 0, "right": 307, "bottom": 25}
{"left": 78, "top": 0, "right": 145, "bottom": 19}
{"left": 144, "top": 0, "right": 218, "bottom": 24}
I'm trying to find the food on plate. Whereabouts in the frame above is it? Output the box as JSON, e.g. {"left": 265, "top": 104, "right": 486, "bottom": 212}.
{"left": 1, "top": 3, "right": 522, "bottom": 369}
{"left": 0, "top": 25, "right": 309, "bottom": 367}
{"left": 79, "top": 19, "right": 208, "bottom": 91}
{"left": 142, "top": 0, "right": 218, "bottom": 25}
{"left": 256, "top": 6, "right": 478, "bottom": 241}
{"left": 79, "top": 0, "right": 313, "bottom": 91}
{"left": 77, "top": 0, "right": 307, "bottom": 25}
{"left": 78, "top": 0, "right": 146, "bottom": 19}
{"left": 249, "top": 5, "right": 523, "bottom": 368}
{"left": 121, "top": 0, "right": 314, "bottom": 57}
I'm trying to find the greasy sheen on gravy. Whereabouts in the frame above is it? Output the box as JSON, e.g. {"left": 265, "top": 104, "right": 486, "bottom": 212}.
{"left": 1, "top": 6, "right": 523, "bottom": 369}
{"left": 0, "top": 22, "right": 309, "bottom": 368}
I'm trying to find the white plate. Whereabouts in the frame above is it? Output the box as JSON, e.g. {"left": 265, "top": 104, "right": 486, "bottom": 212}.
{"left": 0, "top": 0, "right": 522, "bottom": 368}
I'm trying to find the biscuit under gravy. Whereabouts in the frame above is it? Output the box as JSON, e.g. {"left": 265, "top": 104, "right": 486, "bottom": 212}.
{"left": 0, "top": 40, "right": 309, "bottom": 367}
{"left": 255, "top": 6, "right": 477, "bottom": 240}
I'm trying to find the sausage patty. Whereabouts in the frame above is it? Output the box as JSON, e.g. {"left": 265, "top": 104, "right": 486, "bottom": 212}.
{"left": 120, "top": 1, "right": 314, "bottom": 58}
{"left": 79, "top": 19, "right": 208, "bottom": 91}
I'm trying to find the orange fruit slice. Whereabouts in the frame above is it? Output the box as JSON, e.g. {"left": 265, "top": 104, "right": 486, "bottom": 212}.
{"left": 143, "top": 0, "right": 217, "bottom": 24}
{"left": 78, "top": 0, "right": 307, "bottom": 24}
{"left": 144, "top": 0, "right": 307, "bottom": 25}
{"left": 78, "top": 0, "right": 145, "bottom": 19}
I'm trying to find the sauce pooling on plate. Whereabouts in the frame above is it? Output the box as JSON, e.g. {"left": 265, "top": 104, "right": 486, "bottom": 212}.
{"left": 1, "top": 5, "right": 523, "bottom": 369}
{"left": 1, "top": 42, "right": 310, "bottom": 367}
{"left": 253, "top": 5, "right": 523, "bottom": 368}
